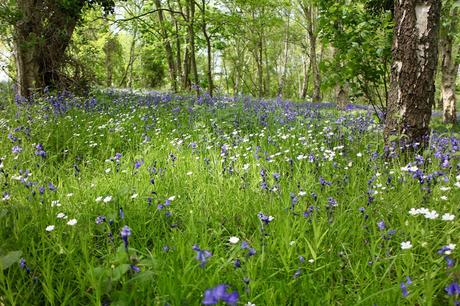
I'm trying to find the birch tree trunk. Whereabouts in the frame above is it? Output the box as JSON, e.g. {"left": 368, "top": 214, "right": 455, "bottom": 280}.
{"left": 384, "top": 0, "right": 441, "bottom": 148}
{"left": 440, "top": 7, "right": 458, "bottom": 124}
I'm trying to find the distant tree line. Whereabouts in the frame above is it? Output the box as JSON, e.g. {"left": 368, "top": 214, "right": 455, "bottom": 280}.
{"left": 0, "top": 0, "right": 457, "bottom": 148}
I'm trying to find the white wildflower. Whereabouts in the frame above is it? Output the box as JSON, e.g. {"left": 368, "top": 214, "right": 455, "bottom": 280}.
{"left": 229, "top": 236, "right": 240, "bottom": 244}
{"left": 401, "top": 241, "right": 412, "bottom": 250}
{"left": 424, "top": 210, "right": 439, "bottom": 220}
{"left": 67, "top": 219, "right": 77, "bottom": 226}
{"left": 442, "top": 213, "right": 455, "bottom": 221}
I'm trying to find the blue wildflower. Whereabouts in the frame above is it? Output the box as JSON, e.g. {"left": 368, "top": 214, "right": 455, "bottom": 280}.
{"left": 257, "top": 212, "right": 274, "bottom": 224}
{"left": 446, "top": 282, "right": 460, "bottom": 296}
{"left": 12, "top": 146, "right": 22, "bottom": 154}
{"left": 327, "top": 197, "right": 337, "bottom": 207}
{"left": 95, "top": 216, "right": 106, "bottom": 224}
{"left": 400, "top": 282, "right": 408, "bottom": 297}
{"left": 120, "top": 225, "right": 131, "bottom": 249}
{"left": 202, "top": 284, "right": 239, "bottom": 305}
{"left": 193, "top": 245, "right": 212, "bottom": 268}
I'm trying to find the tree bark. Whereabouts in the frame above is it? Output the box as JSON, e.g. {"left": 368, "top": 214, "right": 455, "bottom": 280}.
{"left": 13, "top": 0, "right": 82, "bottom": 97}
{"left": 167, "top": 0, "right": 182, "bottom": 90}
{"left": 302, "top": 3, "right": 321, "bottom": 102}
{"left": 188, "top": 0, "right": 199, "bottom": 94}
{"left": 440, "top": 7, "right": 458, "bottom": 124}
{"left": 119, "top": 27, "right": 138, "bottom": 88}
{"left": 155, "top": 0, "right": 177, "bottom": 92}
{"left": 200, "top": 0, "right": 214, "bottom": 97}
{"left": 384, "top": 0, "right": 441, "bottom": 148}
{"left": 332, "top": 47, "right": 348, "bottom": 109}
{"left": 300, "top": 55, "right": 310, "bottom": 100}
{"left": 277, "top": 12, "right": 290, "bottom": 97}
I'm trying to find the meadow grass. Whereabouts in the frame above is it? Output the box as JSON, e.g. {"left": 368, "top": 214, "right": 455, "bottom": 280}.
{"left": 0, "top": 91, "right": 459, "bottom": 305}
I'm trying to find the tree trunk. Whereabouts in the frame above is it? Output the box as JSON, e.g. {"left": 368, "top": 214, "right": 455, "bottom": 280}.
{"left": 301, "top": 55, "right": 310, "bottom": 100}
{"left": 14, "top": 28, "right": 39, "bottom": 97}
{"left": 104, "top": 38, "right": 114, "bottom": 87}
{"left": 303, "top": 3, "right": 321, "bottom": 102}
{"left": 332, "top": 47, "right": 348, "bottom": 109}
{"left": 188, "top": 0, "right": 199, "bottom": 94}
{"left": 182, "top": 1, "right": 192, "bottom": 91}
{"left": 119, "top": 27, "right": 138, "bottom": 88}
{"left": 384, "top": 0, "right": 441, "bottom": 148}
{"left": 257, "top": 34, "right": 264, "bottom": 98}
{"left": 440, "top": 7, "right": 458, "bottom": 124}
{"left": 200, "top": 0, "right": 213, "bottom": 97}
{"left": 155, "top": 0, "right": 177, "bottom": 92}
{"left": 277, "top": 12, "right": 290, "bottom": 97}
{"left": 167, "top": 0, "right": 182, "bottom": 90}
{"left": 13, "top": 0, "right": 81, "bottom": 97}
{"left": 39, "top": 12, "right": 79, "bottom": 89}
{"left": 336, "top": 83, "right": 349, "bottom": 109}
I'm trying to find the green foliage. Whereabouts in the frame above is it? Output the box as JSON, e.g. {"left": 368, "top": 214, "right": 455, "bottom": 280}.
{"left": 140, "top": 46, "right": 166, "bottom": 88}
{"left": 318, "top": 0, "right": 393, "bottom": 107}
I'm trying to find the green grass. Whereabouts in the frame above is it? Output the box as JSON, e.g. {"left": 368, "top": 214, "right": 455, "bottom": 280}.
{"left": 0, "top": 92, "right": 459, "bottom": 305}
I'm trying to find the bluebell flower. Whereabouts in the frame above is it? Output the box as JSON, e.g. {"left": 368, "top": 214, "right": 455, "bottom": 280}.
{"left": 319, "top": 177, "right": 332, "bottom": 186}
{"left": 400, "top": 282, "right": 408, "bottom": 297}
{"left": 445, "top": 256, "right": 455, "bottom": 268}
{"left": 202, "top": 284, "right": 239, "bottom": 305}
{"left": 193, "top": 245, "right": 212, "bottom": 268}
{"left": 446, "top": 282, "right": 460, "bottom": 296}
{"left": 35, "top": 144, "right": 46, "bottom": 158}
{"left": 311, "top": 192, "right": 317, "bottom": 201}
{"left": 19, "top": 258, "right": 30, "bottom": 273}
{"left": 327, "top": 197, "right": 337, "bottom": 207}
{"left": 12, "top": 146, "right": 22, "bottom": 154}
{"left": 377, "top": 220, "right": 386, "bottom": 230}
{"left": 134, "top": 160, "right": 144, "bottom": 169}
{"left": 130, "top": 265, "right": 140, "bottom": 272}
{"left": 257, "top": 212, "right": 274, "bottom": 224}
{"left": 405, "top": 276, "right": 412, "bottom": 285}
{"left": 120, "top": 225, "right": 131, "bottom": 249}
{"left": 95, "top": 216, "right": 106, "bottom": 224}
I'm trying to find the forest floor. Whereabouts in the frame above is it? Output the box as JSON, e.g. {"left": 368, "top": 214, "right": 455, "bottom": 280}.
{"left": 0, "top": 91, "right": 459, "bottom": 305}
